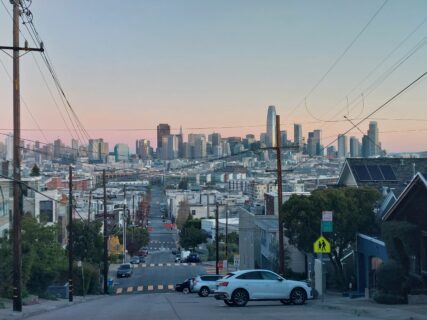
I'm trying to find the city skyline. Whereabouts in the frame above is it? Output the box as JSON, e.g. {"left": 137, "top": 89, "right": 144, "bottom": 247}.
{"left": 0, "top": 1, "right": 426, "bottom": 152}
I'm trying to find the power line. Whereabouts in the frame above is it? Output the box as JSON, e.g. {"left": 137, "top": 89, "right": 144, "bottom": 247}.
{"left": 322, "top": 71, "right": 427, "bottom": 150}
{"left": 287, "top": 0, "right": 389, "bottom": 118}
{"left": 317, "top": 17, "right": 427, "bottom": 123}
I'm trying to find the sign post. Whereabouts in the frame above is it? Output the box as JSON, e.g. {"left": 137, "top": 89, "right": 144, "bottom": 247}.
{"left": 316, "top": 211, "right": 333, "bottom": 300}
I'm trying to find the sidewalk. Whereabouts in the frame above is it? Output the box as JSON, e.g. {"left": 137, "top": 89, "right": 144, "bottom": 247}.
{"left": 0, "top": 295, "right": 104, "bottom": 320}
{"left": 315, "top": 293, "right": 427, "bottom": 320}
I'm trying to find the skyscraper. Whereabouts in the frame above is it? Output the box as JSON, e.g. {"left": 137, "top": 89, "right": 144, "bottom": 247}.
{"left": 136, "top": 139, "right": 151, "bottom": 160}
{"left": 362, "top": 121, "right": 381, "bottom": 157}
{"left": 294, "top": 124, "right": 302, "bottom": 147}
{"left": 114, "top": 144, "right": 129, "bottom": 161}
{"left": 337, "top": 134, "right": 347, "bottom": 158}
{"left": 349, "top": 136, "right": 361, "bottom": 157}
{"left": 157, "top": 123, "right": 171, "bottom": 149}
{"left": 266, "top": 105, "right": 276, "bottom": 148}
{"left": 368, "top": 121, "right": 380, "bottom": 156}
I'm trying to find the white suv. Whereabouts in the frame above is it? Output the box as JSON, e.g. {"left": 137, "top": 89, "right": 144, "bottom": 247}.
{"left": 192, "top": 274, "right": 224, "bottom": 297}
{"left": 214, "top": 269, "right": 313, "bottom": 307}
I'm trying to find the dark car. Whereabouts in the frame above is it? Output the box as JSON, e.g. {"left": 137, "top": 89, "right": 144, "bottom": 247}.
{"left": 175, "top": 278, "right": 194, "bottom": 294}
{"left": 185, "top": 253, "right": 201, "bottom": 263}
{"left": 116, "top": 263, "right": 133, "bottom": 278}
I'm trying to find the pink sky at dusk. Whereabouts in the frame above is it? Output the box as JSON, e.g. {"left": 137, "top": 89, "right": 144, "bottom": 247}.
{"left": 0, "top": 1, "right": 426, "bottom": 153}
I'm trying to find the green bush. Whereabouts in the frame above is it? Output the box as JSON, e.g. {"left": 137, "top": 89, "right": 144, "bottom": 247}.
{"left": 373, "top": 292, "right": 406, "bottom": 304}
{"left": 376, "top": 260, "right": 405, "bottom": 295}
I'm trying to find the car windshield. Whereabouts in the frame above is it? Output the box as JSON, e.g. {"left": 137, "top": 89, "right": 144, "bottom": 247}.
{"left": 119, "top": 264, "right": 130, "bottom": 270}
{"left": 224, "top": 273, "right": 235, "bottom": 279}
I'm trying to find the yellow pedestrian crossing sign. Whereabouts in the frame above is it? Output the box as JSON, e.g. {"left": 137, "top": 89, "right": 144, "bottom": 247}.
{"left": 314, "top": 236, "right": 331, "bottom": 253}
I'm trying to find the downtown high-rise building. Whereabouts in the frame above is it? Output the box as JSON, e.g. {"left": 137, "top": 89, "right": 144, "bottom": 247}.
{"left": 307, "top": 129, "right": 322, "bottom": 157}
{"left": 337, "top": 134, "right": 347, "bottom": 159}
{"left": 136, "top": 139, "right": 151, "bottom": 160}
{"left": 114, "top": 143, "right": 129, "bottom": 161}
{"left": 349, "top": 136, "right": 361, "bottom": 157}
{"left": 71, "top": 139, "right": 79, "bottom": 157}
{"left": 362, "top": 121, "right": 381, "bottom": 157}
{"left": 266, "top": 105, "right": 277, "bottom": 148}
{"left": 157, "top": 123, "right": 170, "bottom": 150}
{"left": 294, "top": 124, "right": 302, "bottom": 147}
{"left": 88, "top": 138, "right": 109, "bottom": 163}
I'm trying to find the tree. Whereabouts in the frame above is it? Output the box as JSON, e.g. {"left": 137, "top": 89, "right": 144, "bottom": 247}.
{"left": 70, "top": 220, "right": 104, "bottom": 264}
{"left": 21, "top": 215, "right": 66, "bottom": 296}
{"left": 176, "top": 200, "right": 190, "bottom": 230}
{"left": 120, "top": 226, "right": 149, "bottom": 257}
{"left": 179, "top": 217, "right": 207, "bottom": 249}
{"left": 179, "top": 227, "right": 208, "bottom": 249}
{"left": 282, "top": 187, "right": 381, "bottom": 289}
{"left": 30, "top": 164, "right": 40, "bottom": 177}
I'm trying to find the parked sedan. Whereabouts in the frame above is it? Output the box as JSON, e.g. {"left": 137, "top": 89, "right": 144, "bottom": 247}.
{"left": 175, "top": 278, "right": 194, "bottom": 294}
{"left": 214, "top": 269, "right": 313, "bottom": 307}
{"left": 130, "top": 256, "right": 141, "bottom": 264}
{"left": 116, "top": 263, "right": 133, "bottom": 278}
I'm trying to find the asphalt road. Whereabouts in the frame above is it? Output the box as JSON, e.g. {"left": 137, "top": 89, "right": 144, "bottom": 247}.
{"left": 113, "top": 185, "right": 210, "bottom": 294}
{"left": 25, "top": 293, "right": 386, "bottom": 320}
{"left": 147, "top": 185, "right": 177, "bottom": 254}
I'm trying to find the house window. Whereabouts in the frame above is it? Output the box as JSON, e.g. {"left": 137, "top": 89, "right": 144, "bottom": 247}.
{"left": 191, "top": 210, "right": 196, "bottom": 216}
{"left": 40, "top": 200, "right": 53, "bottom": 222}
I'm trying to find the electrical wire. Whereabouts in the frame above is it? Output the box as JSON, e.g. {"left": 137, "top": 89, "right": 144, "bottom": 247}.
{"left": 287, "top": 0, "right": 389, "bottom": 118}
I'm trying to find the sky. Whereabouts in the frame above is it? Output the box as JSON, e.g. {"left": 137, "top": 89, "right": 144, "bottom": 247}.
{"left": 0, "top": 0, "right": 426, "bottom": 153}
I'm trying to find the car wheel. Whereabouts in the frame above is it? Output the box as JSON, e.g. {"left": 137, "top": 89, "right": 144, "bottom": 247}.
{"left": 182, "top": 287, "right": 190, "bottom": 294}
{"left": 290, "top": 288, "right": 306, "bottom": 305}
{"left": 231, "top": 289, "right": 249, "bottom": 307}
{"left": 280, "top": 299, "right": 291, "bottom": 305}
{"left": 198, "top": 287, "right": 210, "bottom": 297}
{"left": 223, "top": 299, "right": 235, "bottom": 306}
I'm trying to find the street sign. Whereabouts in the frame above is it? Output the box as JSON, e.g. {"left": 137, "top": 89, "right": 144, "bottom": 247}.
{"left": 322, "top": 211, "right": 333, "bottom": 221}
{"left": 313, "top": 236, "right": 331, "bottom": 253}
{"left": 322, "top": 221, "right": 333, "bottom": 233}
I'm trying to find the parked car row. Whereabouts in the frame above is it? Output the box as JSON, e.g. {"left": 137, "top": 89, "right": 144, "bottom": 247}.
{"left": 175, "top": 269, "right": 314, "bottom": 307}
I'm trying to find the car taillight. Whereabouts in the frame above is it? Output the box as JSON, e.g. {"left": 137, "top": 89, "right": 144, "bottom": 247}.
{"left": 218, "top": 281, "right": 229, "bottom": 287}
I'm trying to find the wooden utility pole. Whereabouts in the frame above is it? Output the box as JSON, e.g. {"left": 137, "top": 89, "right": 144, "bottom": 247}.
{"left": 12, "top": 2, "right": 22, "bottom": 311}
{"left": 276, "top": 114, "right": 285, "bottom": 276}
{"left": 103, "top": 170, "right": 108, "bottom": 294}
{"left": 88, "top": 190, "right": 92, "bottom": 222}
{"left": 68, "top": 166, "right": 73, "bottom": 302}
{"left": 215, "top": 203, "right": 219, "bottom": 275}
{"left": 123, "top": 185, "right": 127, "bottom": 264}
{"left": 0, "top": 1, "right": 44, "bottom": 311}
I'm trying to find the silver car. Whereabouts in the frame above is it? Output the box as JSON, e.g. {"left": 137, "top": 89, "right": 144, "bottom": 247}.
{"left": 192, "top": 274, "right": 224, "bottom": 297}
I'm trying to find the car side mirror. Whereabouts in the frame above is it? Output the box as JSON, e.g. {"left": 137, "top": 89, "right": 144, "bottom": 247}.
{"left": 277, "top": 277, "right": 283, "bottom": 281}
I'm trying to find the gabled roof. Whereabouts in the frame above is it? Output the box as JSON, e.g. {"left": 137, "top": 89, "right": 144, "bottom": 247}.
{"left": 382, "top": 172, "right": 427, "bottom": 222}
{"left": 338, "top": 158, "right": 427, "bottom": 196}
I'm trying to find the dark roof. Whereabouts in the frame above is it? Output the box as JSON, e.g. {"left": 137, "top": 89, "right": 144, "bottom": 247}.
{"left": 382, "top": 173, "right": 427, "bottom": 229}
{"left": 338, "top": 158, "right": 427, "bottom": 196}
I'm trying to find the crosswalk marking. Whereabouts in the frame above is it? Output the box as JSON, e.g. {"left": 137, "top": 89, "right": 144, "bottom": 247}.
{"left": 158, "top": 263, "right": 163, "bottom": 267}
{"left": 115, "top": 284, "right": 177, "bottom": 295}
{"left": 150, "top": 263, "right": 155, "bottom": 267}
{"left": 166, "top": 263, "right": 171, "bottom": 266}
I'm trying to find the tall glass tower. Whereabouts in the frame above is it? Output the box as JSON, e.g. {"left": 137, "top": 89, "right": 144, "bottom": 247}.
{"left": 266, "top": 105, "right": 276, "bottom": 147}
